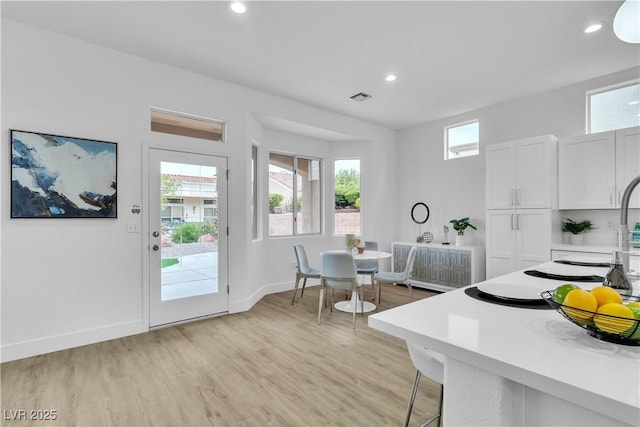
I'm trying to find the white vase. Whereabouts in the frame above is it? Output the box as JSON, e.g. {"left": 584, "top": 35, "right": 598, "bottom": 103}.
{"left": 455, "top": 234, "right": 466, "bottom": 246}
{"left": 570, "top": 234, "right": 584, "bottom": 245}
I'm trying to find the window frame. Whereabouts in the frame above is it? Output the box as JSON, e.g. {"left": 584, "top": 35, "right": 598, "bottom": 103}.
{"left": 268, "top": 151, "right": 322, "bottom": 237}
{"left": 444, "top": 119, "right": 480, "bottom": 160}
{"left": 251, "top": 144, "right": 259, "bottom": 240}
{"left": 586, "top": 79, "right": 640, "bottom": 134}
{"left": 333, "top": 158, "right": 361, "bottom": 236}
{"left": 150, "top": 107, "right": 226, "bottom": 142}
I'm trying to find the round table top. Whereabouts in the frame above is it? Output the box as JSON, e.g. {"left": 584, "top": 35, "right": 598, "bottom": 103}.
{"left": 322, "top": 249, "right": 392, "bottom": 260}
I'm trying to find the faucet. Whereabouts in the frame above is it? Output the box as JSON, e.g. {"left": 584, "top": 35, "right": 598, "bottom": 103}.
{"left": 619, "top": 174, "right": 640, "bottom": 275}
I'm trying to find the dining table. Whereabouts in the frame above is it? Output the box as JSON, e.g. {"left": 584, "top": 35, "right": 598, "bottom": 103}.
{"left": 321, "top": 249, "right": 392, "bottom": 313}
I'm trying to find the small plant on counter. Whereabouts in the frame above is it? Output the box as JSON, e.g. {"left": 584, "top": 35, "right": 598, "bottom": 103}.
{"left": 449, "top": 217, "right": 477, "bottom": 235}
{"left": 562, "top": 218, "right": 596, "bottom": 235}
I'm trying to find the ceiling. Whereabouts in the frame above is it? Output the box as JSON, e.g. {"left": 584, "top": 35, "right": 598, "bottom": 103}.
{"left": 2, "top": 1, "right": 638, "bottom": 130}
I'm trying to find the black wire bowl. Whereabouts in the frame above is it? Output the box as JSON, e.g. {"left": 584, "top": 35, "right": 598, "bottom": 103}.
{"left": 540, "top": 290, "right": 640, "bottom": 346}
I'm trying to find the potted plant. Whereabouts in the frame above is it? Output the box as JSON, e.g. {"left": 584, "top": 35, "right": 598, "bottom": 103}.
{"left": 562, "top": 218, "right": 595, "bottom": 245}
{"left": 449, "top": 217, "right": 477, "bottom": 246}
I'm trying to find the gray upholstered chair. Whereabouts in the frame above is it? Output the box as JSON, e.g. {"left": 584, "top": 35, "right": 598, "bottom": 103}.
{"left": 374, "top": 245, "right": 418, "bottom": 305}
{"left": 292, "top": 244, "right": 321, "bottom": 305}
{"left": 319, "top": 251, "right": 363, "bottom": 328}
{"left": 403, "top": 342, "right": 445, "bottom": 427}
{"left": 356, "top": 240, "right": 379, "bottom": 302}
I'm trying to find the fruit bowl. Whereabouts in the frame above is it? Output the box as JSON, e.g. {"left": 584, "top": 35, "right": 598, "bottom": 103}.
{"left": 540, "top": 290, "right": 640, "bottom": 346}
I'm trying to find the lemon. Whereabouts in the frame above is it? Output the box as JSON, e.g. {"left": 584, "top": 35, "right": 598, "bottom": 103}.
{"left": 590, "top": 286, "right": 623, "bottom": 307}
{"left": 593, "top": 303, "right": 635, "bottom": 334}
{"left": 553, "top": 283, "right": 579, "bottom": 304}
{"left": 563, "top": 289, "right": 597, "bottom": 323}
{"left": 626, "top": 301, "right": 640, "bottom": 309}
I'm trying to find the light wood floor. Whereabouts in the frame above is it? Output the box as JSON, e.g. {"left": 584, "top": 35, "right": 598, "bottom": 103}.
{"left": 1, "top": 284, "right": 441, "bottom": 427}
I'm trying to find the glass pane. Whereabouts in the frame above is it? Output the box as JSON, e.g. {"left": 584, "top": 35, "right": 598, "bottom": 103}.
{"left": 334, "top": 159, "right": 361, "bottom": 235}
{"left": 269, "top": 153, "right": 294, "bottom": 236}
{"left": 590, "top": 83, "right": 640, "bottom": 133}
{"left": 296, "top": 158, "right": 321, "bottom": 234}
{"left": 160, "top": 161, "right": 218, "bottom": 301}
{"left": 447, "top": 121, "right": 479, "bottom": 159}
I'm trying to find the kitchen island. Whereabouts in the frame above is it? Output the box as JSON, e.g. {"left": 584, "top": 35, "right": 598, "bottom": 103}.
{"left": 369, "top": 261, "right": 639, "bottom": 426}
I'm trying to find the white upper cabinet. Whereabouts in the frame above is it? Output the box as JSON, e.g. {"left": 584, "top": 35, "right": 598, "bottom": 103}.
{"left": 615, "top": 127, "right": 640, "bottom": 209}
{"left": 486, "top": 135, "right": 557, "bottom": 210}
{"left": 559, "top": 126, "right": 639, "bottom": 209}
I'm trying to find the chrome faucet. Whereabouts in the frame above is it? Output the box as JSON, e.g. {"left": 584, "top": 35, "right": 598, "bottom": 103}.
{"left": 619, "top": 174, "right": 640, "bottom": 276}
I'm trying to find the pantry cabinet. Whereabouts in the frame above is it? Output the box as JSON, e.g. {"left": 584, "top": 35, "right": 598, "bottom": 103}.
{"left": 486, "top": 209, "right": 552, "bottom": 279}
{"left": 485, "top": 134, "right": 557, "bottom": 210}
{"left": 392, "top": 242, "right": 485, "bottom": 292}
{"left": 558, "top": 126, "right": 640, "bottom": 209}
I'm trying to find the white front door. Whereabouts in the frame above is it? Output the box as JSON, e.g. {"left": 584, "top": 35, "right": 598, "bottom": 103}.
{"left": 149, "top": 148, "right": 228, "bottom": 327}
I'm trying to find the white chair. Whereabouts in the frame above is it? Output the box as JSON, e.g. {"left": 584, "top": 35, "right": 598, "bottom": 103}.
{"left": 292, "top": 244, "right": 321, "bottom": 305}
{"left": 356, "top": 240, "right": 379, "bottom": 302}
{"left": 319, "top": 251, "right": 364, "bottom": 328}
{"left": 374, "top": 245, "right": 418, "bottom": 305}
{"left": 403, "top": 342, "right": 445, "bottom": 427}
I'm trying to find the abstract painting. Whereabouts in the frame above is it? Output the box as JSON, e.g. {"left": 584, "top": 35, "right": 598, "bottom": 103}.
{"left": 11, "top": 130, "right": 117, "bottom": 218}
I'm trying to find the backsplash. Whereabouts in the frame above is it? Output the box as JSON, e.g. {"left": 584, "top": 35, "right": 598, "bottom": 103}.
{"left": 559, "top": 209, "right": 640, "bottom": 246}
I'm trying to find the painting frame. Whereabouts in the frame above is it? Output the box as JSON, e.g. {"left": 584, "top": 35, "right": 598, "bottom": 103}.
{"left": 10, "top": 129, "right": 118, "bottom": 218}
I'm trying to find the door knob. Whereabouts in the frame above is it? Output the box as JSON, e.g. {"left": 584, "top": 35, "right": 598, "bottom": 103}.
{"left": 152, "top": 231, "right": 160, "bottom": 237}
{"left": 152, "top": 244, "right": 160, "bottom": 251}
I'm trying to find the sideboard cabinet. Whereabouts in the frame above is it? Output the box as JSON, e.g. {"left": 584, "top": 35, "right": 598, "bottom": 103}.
{"left": 392, "top": 242, "right": 485, "bottom": 292}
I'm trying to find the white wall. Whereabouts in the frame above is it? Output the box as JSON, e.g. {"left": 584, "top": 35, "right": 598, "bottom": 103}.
{"left": 395, "top": 67, "right": 640, "bottom": 247}
{"left": 1, "top": 19, "right": 397, "bottom": 361}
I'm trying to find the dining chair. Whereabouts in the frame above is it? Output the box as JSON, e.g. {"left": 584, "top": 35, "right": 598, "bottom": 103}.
{"left": 292, "top": 244, "right": 321, "bottom": 305}
{"left": 374, "top": 245, "right": 418, "bottom": 305}
{"left": 356, "top": 240, "right": 379, "bottom": 302}
{"left": 319, "top": 251, "right": 364, "bottom": 328}
{"left": 403, "top": 342, "right": 445, "bottom": 427}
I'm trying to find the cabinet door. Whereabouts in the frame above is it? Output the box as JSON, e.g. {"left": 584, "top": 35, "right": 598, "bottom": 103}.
{"left": 615, "top": 127, "right": 640, "bottom": 209}
{"left": 559, "top": 132, "right": 616, "bottom": 209}
{"left": 393, "top": 244, "right": 410, "bottom": 272}
{"left": 515, "top": 210, "right": 551, "bottom": 270}
{"left": 449, "top": 250, "right": 471, "bottom": 288}
{"left": 428, "top": 249, "right": 449, "bottom": 285}
{"left": 516, "top": 137, "right": 552, "bottom": 208}
{"left": 486, "top": 210, "right": 517, "bottom": 279}
{"left": 413, "top": 247, "right": 431, "bottom": 282}
{"left": 486, "top": 142, "right": 517, "bottom": 209}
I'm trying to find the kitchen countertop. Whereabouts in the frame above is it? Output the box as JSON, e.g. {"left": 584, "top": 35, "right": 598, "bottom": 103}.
{"left": 369, "top": 261, "right": 640, "bottom": 426}
{"left": 552, "top": 243, "right": 640, "bottom": 255}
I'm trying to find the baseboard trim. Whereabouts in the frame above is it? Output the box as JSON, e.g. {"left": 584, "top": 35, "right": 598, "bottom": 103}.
{"left": 1, "top": 319, "right": 147, "bottom": 363}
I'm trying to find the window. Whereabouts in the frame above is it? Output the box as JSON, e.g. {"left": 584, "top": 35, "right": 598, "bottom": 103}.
{"left": 334, "top": 159, "right": 360, "bottom": 235}
{"left": 150, "top": 108, "right": 225, "bottom": 142}
{"left": 268, "top": 153, "right": 321, "bottom": 236}
{"left": 251, "top": 145, "right": 258, "bottom": 240}
{"left": 445, "top": 120, "right": 479, "bottom": 159}
{"left": 588, "top": 81, "right": 640, "bottom": 133}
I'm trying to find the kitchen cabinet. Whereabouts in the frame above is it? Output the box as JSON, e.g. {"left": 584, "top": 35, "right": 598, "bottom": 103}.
{"left": 486, "top": 209, "right": 552, "bottom": 279}
{"left": 392, "top": 242, "right": 485, "bottom": 292}
{"left": 558, "top": 126, "right": 640, "bottom": 209}
{"left": 485, "top": 134, "right": 557, "bottom": 209}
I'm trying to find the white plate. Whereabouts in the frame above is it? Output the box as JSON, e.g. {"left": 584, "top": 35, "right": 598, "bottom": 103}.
{"left": 476, "top": 282, "right": 543, "bottom": 301}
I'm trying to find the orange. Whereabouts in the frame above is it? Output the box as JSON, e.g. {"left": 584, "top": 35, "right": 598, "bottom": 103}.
{"left": 562, "top": 289, "right": 597, "bottom": 323}
{"left": 590, "top": 286, "right": 623, "bottom": 307}
{"left": 593, "top": 303, "right": 635, "bottom": 334}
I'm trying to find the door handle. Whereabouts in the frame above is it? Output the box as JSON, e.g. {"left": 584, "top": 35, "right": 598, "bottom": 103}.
{"left": 511, "top": 214, "right": 515, "bottom": 230}
{"left": 511, "top": 189, "right": 515, "bottom": 206}
{"left": 516, "top": 214, "right": 520, "bottom": 230}
{"left": 152, "top": 231, "right": 160, "bottom": 237}
{"left": 152, "top": 244, "right": 160, "bottom": 251}
{"left": 516, "top": 189, "right": 521, "bottom": 206}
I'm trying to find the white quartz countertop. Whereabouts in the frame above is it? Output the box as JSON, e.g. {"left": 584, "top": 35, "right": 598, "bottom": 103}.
{"left": 369, "top": 261, "right": 640, "bottom": 426}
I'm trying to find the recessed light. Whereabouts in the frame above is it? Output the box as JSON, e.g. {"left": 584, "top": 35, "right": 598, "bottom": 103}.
{"left": 230, "top": 2, "right": 246, "bottom": 14}
{"left": 385, "top": 74, "right": 397, "bottom": 82}
{"left": 584, "top": 23, "right": 603, "bottom": 33}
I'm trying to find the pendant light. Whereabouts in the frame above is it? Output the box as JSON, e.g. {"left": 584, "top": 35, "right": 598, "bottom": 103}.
{"left": 614, "top": 0, "right": 640, "bottom": 43}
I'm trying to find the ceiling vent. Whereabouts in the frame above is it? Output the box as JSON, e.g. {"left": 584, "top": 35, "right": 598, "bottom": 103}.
{"left": 350, "top": 92, "right": 372, "bottom": 102}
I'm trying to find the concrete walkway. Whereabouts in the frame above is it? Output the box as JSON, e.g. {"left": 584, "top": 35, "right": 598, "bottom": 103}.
{"left": 161, "top": 252, "right": 218, "bottom": 300}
